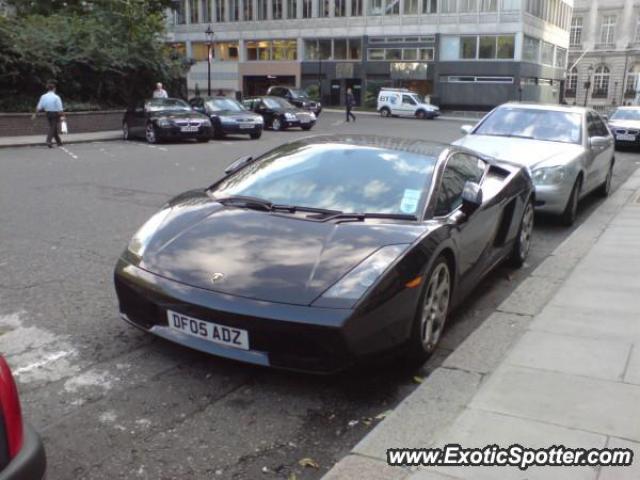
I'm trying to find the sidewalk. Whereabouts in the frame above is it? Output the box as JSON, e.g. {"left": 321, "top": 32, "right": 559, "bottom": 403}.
{"left": 324, "top": 169, "right": 640, "bottom": 480}
{"left": 0, "top": 130, "right": 121, "bottom": 148}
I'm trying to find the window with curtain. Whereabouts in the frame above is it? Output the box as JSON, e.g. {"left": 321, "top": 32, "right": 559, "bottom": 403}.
{"left": 570, "top": 17, "right": 583, "bottom": 46}
{"left": 404, "top": 0, "right": 418, "bottom": 14}
{"left": 201, "top": 0, "right": 212, "bottom": 22}
{"left": 189, "top": 0, "right": 198, "bottom": 22}
{"left": 593, "top": 65, "right": 610, "bottom": 96}
{"left": 230, "top": 0, "right": 240, "bottom": 20}
{"left": 287, "top": 0, "right": 297, "bottom": 17}
{"left": 319, "top": 0, "right": 330, "bottom": 16}
{"left": 600, "top": 15, "right": 616, "bottom": 45}
{"left": 565, "top": 67, "right": 577, "bottom": 96}
{"left": 215, "top": 0, "right": 225, "bottom": 21}
{"left": 244, "top": 0, "right": 253, "bottom": 19}
{"left": 335, "top": 0, "right": 346, "bottom": 16}
{"left": 422, "top": 0, "right": 436, "bottom": 13}
{"left": 625, "top": 64, "right": 640, "bottom": 96}
{"left": 523, "top": 35, "right": 540, "bottom": 63}
{"left": 351, "top": 0, "right": 362, "bottom": 15}
{"left": 272, "top": 0, "right": 282, "bottom": 18}
{"left": 303, "top": 0, "right": 313, "bottom": 16}
{"left": 257, "top": 0, "right": 267, "bottom": 19}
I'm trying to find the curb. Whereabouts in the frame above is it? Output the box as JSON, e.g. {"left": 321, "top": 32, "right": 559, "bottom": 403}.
{"left": 321, "top": 109, "right": 482, "bottom": 123}
{"left": 323, "top": 169, "right": 640, "bottom": 479}
{"left": 0, "top": 131, "right": 122, "bottom": 149}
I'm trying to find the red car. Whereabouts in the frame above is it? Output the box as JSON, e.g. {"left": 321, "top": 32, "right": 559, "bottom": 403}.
{"left": 0, "top": 357, "right": 46, "bottom": 480}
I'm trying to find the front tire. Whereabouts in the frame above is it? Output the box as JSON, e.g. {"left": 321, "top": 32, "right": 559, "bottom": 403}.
{"left": 301, "top": 125, "right": 313, "bottom": 131}
{"left": 406, "top": 256, "right": 451, "bottom": 364}
{"left": 596, "top": 161, "right": 614, "bottom": 197}
{"left": 145, "top": 123, "right": 157, "bottom": 144}
{"left": 122, "top": 121, "right": 130, "bottom": 140}
{"left": 509, "top": 198, "right": 534, "bottom": 268}
{"left": 197, "top": 137, "right": 209, "bottom": 143}
{"left": 561, "top": 176, "right": 582, "bottom": 226}
{"left": 272, "top": 117, "right": 284, "bottom": 131}
{"left": 380, "top": 107, "right": 391, "bottom": 117}
{"left": 250, "top": 131, "right": 262, "bottom": 139}
{"left": 416, "top": 110, "right": 426, "bottom": 120}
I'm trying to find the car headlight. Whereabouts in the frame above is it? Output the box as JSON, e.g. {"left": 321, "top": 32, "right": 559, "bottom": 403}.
{"left": 156, "top": 117, "right": 171, "bottom": 127}
{"left": 532, "top": 165, "right": 566, "bottom": 186}
{"left": 317, "top": 103, "right": 322, "bottom": 108}
{"left": 201, "top": 118, "right": 212, "bottom": 127}
{"left": 220, "top": 117, "right": 237, "bottom": 124}
{"left": 127, "top": 208, "right": 171, "bottom": 259}
{"left": 285, "top": 112, "right": 297, "bottom": 121}
{"left": 254, "top": 116, "right": 264, "bottom": 124}
{"left": 313, "top": 245, "right": 408, "bottom": 306}
{"left": 309, "top": 112, "right": 316, "bottom": 120}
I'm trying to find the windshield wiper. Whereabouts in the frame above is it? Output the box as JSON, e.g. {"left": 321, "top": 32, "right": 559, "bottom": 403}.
{"left": 215, "top": 195, "right": 274, "bottom": 211}
{"left": 328, "top": 212, "right": 418, "bottom": 222}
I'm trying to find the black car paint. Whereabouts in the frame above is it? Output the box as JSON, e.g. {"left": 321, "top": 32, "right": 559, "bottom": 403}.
{"left": 114, "top": 136, "right": 533, "bottom": 372}
{"left": 189, "top": 96, "right": 263, "bottom": 139}
{"left": 243, "top": 96, "right": 315, "bottom": 131}
{"left": 123, "top": 100, "right": 212, "bottom": 142}
{"left": 266, "top": 86, "right": 322, "bottom": 116}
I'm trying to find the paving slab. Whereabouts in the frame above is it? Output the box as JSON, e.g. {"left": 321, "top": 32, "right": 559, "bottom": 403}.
{"left": 322, "top": 454, "right": 408, "bottom": 480}
{"left": 598, "top": 437, "right": 640, "bottom": 480}
{"left": 530, "top": 254, "right": 582, "bottom": 281}
{"left": 353, "top": 368, "right": 482, "bottom": 461}
{"left": 412, "top": 409, "right": 605, "bottom": 480}
{"left": 496, "top": 276, "right": 562, "bottom": 316}
{"left": 471, "top": 365, "right": 640, "bottom": 442}
{"left": 442, "top": 312, "right": 530, "bottom": 375}
{"left": 623, "top": 346, "right": 640, "bottom": 386}
{"left": 504, "top": 330, "right": 631, "bottom": 382}
{"left": 548, "top": 282, "right": 640, "bottom": 316}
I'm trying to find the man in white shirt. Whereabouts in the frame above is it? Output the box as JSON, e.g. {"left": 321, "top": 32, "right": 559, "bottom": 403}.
{"left": 35, "top": 82, "right": 64, "bottom": 148}
{"left": 153, "top": 82, "right": 168, "bottom": 98}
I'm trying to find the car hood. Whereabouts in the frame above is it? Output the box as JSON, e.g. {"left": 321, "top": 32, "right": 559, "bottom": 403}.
{"left": 608, "top": 120, "right": 640, "bottom": 130}
{"left": 453, "top": 134, "right": 583, "bottom": 168}
{"left": 210, "top": 111, "right": 260, "bottom": 120}
{"left": 139, "top": 194, "right": 426, "bottom": 306}
{"left": 150, "top": 110, "right": 208, "bottom": 120}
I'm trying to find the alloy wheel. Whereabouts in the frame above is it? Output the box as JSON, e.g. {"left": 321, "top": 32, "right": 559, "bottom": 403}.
{"left": 518, "top": 201, "right": 534, "bottom": 261}
{"left": 145, "top": 124, "right": 156, "bottom": 144}
{"left": 122, "top": 122, "right": 129, "bottom": 140}
{"left": 420, "top": 262, "right": 451, "bottom": 353}
{"left": 272, "top": 118, "right": 282, "bottom": 131}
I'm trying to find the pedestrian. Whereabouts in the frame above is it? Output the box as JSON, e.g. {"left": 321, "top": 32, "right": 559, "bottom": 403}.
{"left": 346, "top": 88, "right": 356, "bottom": 123}
{"left": 153, "top": 82, "right": 168, "bottom": 98}
{"left": 34, "top": 81, "right": 64, "bottom": 148}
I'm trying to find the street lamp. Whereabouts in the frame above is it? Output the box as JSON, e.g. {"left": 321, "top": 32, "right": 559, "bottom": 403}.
{"left": 205, "top": 24, "right": 214, "bottom": 96}
{"left": 583, "top": 65, "right": 594, "bottom": 107}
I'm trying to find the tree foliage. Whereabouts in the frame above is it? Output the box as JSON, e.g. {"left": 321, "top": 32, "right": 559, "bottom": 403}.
{"left": 0, "top": 0, "right": 190, "bottom": 111}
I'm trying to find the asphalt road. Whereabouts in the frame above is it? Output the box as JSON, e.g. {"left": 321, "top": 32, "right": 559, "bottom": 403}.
{"left": 1, "top": 112, "right": 638, "bottom": 480}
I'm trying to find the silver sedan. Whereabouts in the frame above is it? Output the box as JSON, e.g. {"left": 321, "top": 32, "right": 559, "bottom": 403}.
{"left": 454, "top": 103, "right": 615, "bottom": 225}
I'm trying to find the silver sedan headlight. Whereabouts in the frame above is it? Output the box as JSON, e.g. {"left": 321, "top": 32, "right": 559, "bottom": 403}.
{"left": 254, "top": 116, "right": 264, "bottom": 124}
{"left": 532, "top": 165, "right": 566, "bottom": 186}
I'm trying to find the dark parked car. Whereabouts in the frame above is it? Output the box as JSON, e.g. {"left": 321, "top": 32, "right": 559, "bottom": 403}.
{"left": 0, "top": 356, "right": 46, "bottom": 480}
{"left": 243, "top": 96, "right": 316, "bottom": 131}
{"left": 266, "top": 86, "right": 322, "bottom": 116}
{"left": 123, "top": 98, "right": 212, "bottom": 144}
{"left": 607, "top": 106, "right": 640, "bottom": 148}
{"left": 189, "top": 96, "right": 264, "bottom": 140}
{"left": 114, "top": 135, "right": 534, "bottom": 373}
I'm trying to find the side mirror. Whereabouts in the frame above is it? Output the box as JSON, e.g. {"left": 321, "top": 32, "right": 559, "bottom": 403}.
{"left": 460, "top": 125, "right": 474, "bottom": 135}
{"left": 460, "top": 181, "right": 482, "bottom": 215}
{"left": 224, "top": 155, "right": 253, "bottom": 175}
{"left": 589, "top": 136, "right": 609, "bottom": 149}
{"left": 192, "top": 106, "right": 205, "bottom": 113}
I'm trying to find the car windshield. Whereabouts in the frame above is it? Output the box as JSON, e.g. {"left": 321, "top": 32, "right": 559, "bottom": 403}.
{"left": 145, "top": 98, "right": 191, "bottom": 112}
{"left": 264, "top": 97, "right": 293, "bottom": 109}
{"left": 610, "top": 109, "right": 640, "bottom": 121}
{"left": 475, "top": 107, "right": 582, "bottom": 144}
{"left": 411, "top": 94, "right": 424, "bottom": 104}
{"left": 206, "top": 98, "right": 246, "bottom": 112}
{"left": 290, "top": 89, "right": 309, "bottom": 98}
{"left": 211, "top": 142, "right": 437, "bottom": 215}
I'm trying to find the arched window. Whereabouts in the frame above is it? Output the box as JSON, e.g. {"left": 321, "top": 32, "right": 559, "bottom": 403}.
{"left": 625, "top": 64, "right": 640, "bottom": 99}
{"left": 565, "top": 67, "right": 578, "bottom": 97}
{"left": 592, "top": 65, "right": 610, "bottom": 98}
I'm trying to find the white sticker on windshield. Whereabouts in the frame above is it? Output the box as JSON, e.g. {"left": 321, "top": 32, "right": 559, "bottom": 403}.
{"left": 400, "top": 189, "right": 422, "bottom": 214}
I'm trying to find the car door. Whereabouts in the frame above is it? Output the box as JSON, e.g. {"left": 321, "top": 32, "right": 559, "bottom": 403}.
{"left": 592, "top": 112, "right": 614, "bottom": 187}
{"left": 585, "top": 112, "right": 612, "bottom": 192}
{"left": 433, "top": 152, "right": 500, "bottom": 298}
{"left": 190, "top": 97, "right": 206, "bottom": 115}
{"left": 130, "top": 101, "right": 146, "bottom": 137}
{"left": 256, "top": 100, "right": 274, "bottom": 124}
{"left": 398, "top": 94, "right": 417, "bottom": 117}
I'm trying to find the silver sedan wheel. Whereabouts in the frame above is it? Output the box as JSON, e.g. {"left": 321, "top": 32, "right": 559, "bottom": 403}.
{"left": 518, "top": 201, "right": 534, "bottom": 261}
{"left": 145, "top": 124, "right": 156, "bottom": 144}
{"left": 272, "top": 118, "right": 282, "bottom": 131}
{"left": 420, "top": 262, "right": 451, "bottom": 352}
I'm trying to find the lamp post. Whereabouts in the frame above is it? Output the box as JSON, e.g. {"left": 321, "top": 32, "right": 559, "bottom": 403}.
{"left": 583, "top": 65, "right": 594, "bottom": 107}
{"left": 205, "top": 24, "right": 214, "bottom": 96}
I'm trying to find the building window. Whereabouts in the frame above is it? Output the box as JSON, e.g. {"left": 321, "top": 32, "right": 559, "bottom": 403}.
{"left": 174, "top": 0, "right": 187, "bottom": 24}
{"left": 423, "top": 0, "right": 436, "bottom": 13}
{"left": 635, "top": 17, "right": 640, "bottom": 43}
{"left": 230, "top": 0, "right": 240, "bottom": 20}
{"left": 420, "top": 47, "right": 434, "bottom": 60}
{"left": 369, "top": 0, "right": 382, "bottom": 15}
{"left": 479, "top": 36, "right": 496, "bottom": 58}
{"left": 459, "top": 0, "right": 476, "bottom": 13}
{"left": 244, "top": 0, "right": 253, "bottom": 19}
{"left": 349, "top": 38, "right": 362, "bottom": 59}
{"left": 257, "top": 0, "right": 267, "bottom": 19}
{"left": 385, "top": 0, "right": 399, "bottom": 14}
{"left": 352, "top": 0, "right": 362, "bottom": 15}
{"left": 304, "top": 38, "right": 361, "bottom": 59}
{"left": 334, "top": 39, "right": 347, "bottom": 59}
{"left": 570, "top": 17, "right": 583, "bottom": 47}
{"left": 191, "top": 42, "right": 210, "bottom": 61}
{"left": 445, "top": 76, "right": 513, "bottom": 83}
{"left": 541, "top": 41, "right": 554, "bottom": 65}
{"left": 523, "top": 35, "right": 540, "bottom": 62}
{"left": 625, "top": 64, "right": 640, "bottom": 97}
{"left": 246, "top": 40, "right": 270, "bottom": 60}
{"left": 272, "top": 0, "right": 282, "bottom": 18}
{"left": 555, "top": 47, "right": 566, "bottom": 69}
{"left": 404, "top": 0, "right": 418, "bottom": 14}
{"left": 600, "top": 15, "right": 616, "bottom": 46}
{"left": 188, "top": 0, "right": 197, "bottom": 23}
{"left": 215, "top": 0, "right": 225, "bottom": 21}
{"left": 272, "top": 39, "right": 297, "bottom": 60}
{"left": 479, "top": 0, "right": 496, "bottom": 12}
{"left": 368, "top": 48, "right": 385, "bottom": 60}
{"left": 500, "top": 0, "right": 518, "bottom": 11}
{"left": 593, "top": 65, "right": 610, "bottom": 97}
{"left": 460, "top": 36, "right": 477, "bottom": 59}
{"left": 335, "top": 0, "right": 346, "bottom": 16}
{"left": 441, "top": 0, "right": 456, "bottom": 13}
{"left": 303, "top": 0, "right": 313, "bottom": 17}
{"left": 287, "top": 0, "right": 297, "bottom": 17}
{"left": 319, "top": 0, "right": 330, "bottom": 16}
{"left": 565, "top": 67, "right": 577, "bottom": 96}
{"left": 201, "top": 0, "right": 212, "bottom": 22}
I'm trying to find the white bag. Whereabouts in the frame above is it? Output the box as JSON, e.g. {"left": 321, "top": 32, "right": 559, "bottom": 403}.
{"left": 60, "top": 119, "right": 68, "bottom": 134}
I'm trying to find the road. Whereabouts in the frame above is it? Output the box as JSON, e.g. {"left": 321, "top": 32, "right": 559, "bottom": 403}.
{"left": 1, "top": 112, "right": 638, "bottom": 480}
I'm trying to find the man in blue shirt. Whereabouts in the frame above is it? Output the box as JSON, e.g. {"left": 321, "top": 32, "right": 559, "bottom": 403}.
{"left": 35, "top": 82, "right": 64, "bottom": 148}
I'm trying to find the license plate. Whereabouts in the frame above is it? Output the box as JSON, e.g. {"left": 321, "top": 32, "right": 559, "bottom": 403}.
{"left": 167, "top": 310, "right": 249, "bottom": 350}
{"left": 239, "top": 124, "right": 253, "bottom": 129}
{"left": 616, "top": 134, "right": 635, "bottom": 141}
{"left": 180, "top": 126, "right": 199, "bottom": 132}
{"left": 300, "top": 118, "right": 310, "bottom": 124}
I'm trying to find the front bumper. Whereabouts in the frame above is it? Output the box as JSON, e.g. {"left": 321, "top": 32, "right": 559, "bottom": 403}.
{"left": 114, "top": 260, "right": 368, "bottom": 373}
{"left": 220, "top": 123, "right": 263, "bottom": 135}
{"left": 532, "top": 181, "right": 574, "bottom": 215}
{"left": 0, "top": 422, "right": 46, "bottom": 480}
{"left": 157, "top": 126, "right": 213, "bottom": 140}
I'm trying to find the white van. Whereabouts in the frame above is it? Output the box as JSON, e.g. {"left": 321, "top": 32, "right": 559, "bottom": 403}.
{"left": 377, "top": 88, "right": 440, "bottom": 120}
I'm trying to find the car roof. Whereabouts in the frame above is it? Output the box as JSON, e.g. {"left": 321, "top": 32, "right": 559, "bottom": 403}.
{"left": 499, "top": 102, "right": 587, "bottom": 114}
{"left": 293, "top": 134, "right": 449, "bottom": 158}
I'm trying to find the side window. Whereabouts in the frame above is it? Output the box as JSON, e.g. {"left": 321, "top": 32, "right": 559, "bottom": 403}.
{"left": 435, "top": 154, "right": 486, "bottom": 216}
{"left": 593, "top": 114, "right": 609, "bottom": 136}
{"left": 402, "top": 95, "right": 416, "bottom": 105}
{"left": 271, "top": 88, "right": 282, "bottom": 97}
{"left": 587, "top": 112, "right": 600, "bottom": 137}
